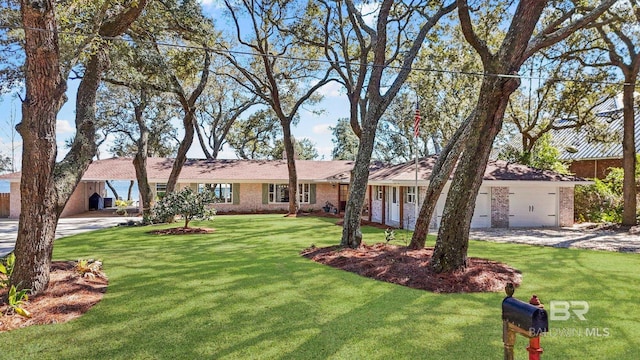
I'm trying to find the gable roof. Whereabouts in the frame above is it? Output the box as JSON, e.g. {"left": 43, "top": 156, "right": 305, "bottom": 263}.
{"left": 368, "top": 156, "right": 584, "bottom": 184}
{"left": 0, "top": 156, "right": 586, "bottom": 184}
{"left": 82, "top": 157, "right": 356, "bottom": 183}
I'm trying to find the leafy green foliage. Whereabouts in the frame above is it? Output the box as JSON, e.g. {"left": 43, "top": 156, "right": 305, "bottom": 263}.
{"left": 151, "top": 187, "right": 216, "bottom": 228}
{"left": 499, "top": 133, "right": 569, "bottom": 173}
{"left": 6, "top": 285, "right": 31, "bottom": 318}
{"left": 0, "top": 253, "right": 15, "bottom": 288}
{"left": 2, "top": 253, "right": 30, "bottom": 318}
{"left": 330, "top": 118, "right": 359, "bottom": 161}
{"left": 2, "top": 253, "right": 32, "bottom": 318}
{"left": 574, "top": 165, "right": 640, "bottom": 223}
{"left": 384, "top": 228, "right": 396, "bottom": 243}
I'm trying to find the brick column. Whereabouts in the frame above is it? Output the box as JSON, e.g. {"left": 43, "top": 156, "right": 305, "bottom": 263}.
{"left": 559, "top": 187, "right": 574, "bottom": 227}
{"left": 491, "top": 187, "right": 509, "bottom": 228}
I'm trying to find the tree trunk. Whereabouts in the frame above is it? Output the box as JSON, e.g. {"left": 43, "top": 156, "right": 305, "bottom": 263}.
{"left": 281, "top": 121, "right": 299, "bottom": 215}
{"left": 621, "top": 76, "right": 637, "bottom": 226}
{"left": 106, "top": 180, "right": 120, "bottom": 200}
{"left": 12, "top": 0, "right": 146, "bottom": 294}
{"left": 166, "top": 51, "right": 210, "bottom": 194}
{"left": 429, "top": 77, "right": 519, "bottom": 273}
{"left": 166, "top": 110, "right": 195, "bottom": 193}
{"left": 133, "top": 91, "right": 153, "bottom": 218}
{"left": 409, "top": 116, "right": 471, "bottom": 249}
{"left": 11, "top": 0, "right": 66, "bottom": 294}
{"left": 341, "top": 116, "right": 378, "bottom": 248}
{"left": 134, "top": 153, "right": 153, "bottom": 217}
{"left": 127, "top": 180, "right": 134, "bottom": 201}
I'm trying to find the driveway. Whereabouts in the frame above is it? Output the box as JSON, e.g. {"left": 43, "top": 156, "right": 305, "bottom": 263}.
{"left": 470, "top": 226, "right": 640, "bottom": 253}
{"left": 0, "top": 217, "right": 137, "bottom": 257}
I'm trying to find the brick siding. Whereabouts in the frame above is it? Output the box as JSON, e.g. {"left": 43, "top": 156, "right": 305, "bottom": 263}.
{"left": 558, "top": 187, "right": 574, "bottom": 226}
{"left": 491, "top": 187, "right": 509, "bottom": 228}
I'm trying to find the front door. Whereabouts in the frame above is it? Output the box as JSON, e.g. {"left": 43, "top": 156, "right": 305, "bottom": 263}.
{"left": 387, "top": 186, "right": 400, "bottom": 225}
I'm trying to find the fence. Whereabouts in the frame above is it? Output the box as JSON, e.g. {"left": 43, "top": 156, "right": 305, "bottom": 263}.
{"left": 0, "top": 193, "right": 9, "bottom": 218}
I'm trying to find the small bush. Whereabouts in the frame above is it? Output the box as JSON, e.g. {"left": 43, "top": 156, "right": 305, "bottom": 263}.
{"left": 151, "top": 187, "right": 216, "bottom": 228}
{"left": 75, "top": 259, "right": 106, "bottom": 279}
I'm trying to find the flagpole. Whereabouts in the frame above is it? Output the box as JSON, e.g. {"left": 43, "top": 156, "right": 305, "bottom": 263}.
{"left": 414, "top": 101, "right": 420, "bottom": 229}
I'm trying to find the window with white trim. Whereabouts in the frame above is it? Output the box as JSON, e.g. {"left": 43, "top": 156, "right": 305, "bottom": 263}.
{"left": 269, "top": 183, "right": 310, "bottom": 204}
{"left": 269, "top": 184, "right": 289, "bottom": 203}
{"left": 298, "top": 183, "right": 310, "bottom": 204}
{"left": 374, "top": 186, "right": 383, "bottom": 201}
{"left": 199, "top": 183, "right": 233, "bottom": 203}
{"left": 156, "top": 183, "right": 167, "bottom": 199}
{"left": 406, "top": 186, "right": 416, "bottom": 204}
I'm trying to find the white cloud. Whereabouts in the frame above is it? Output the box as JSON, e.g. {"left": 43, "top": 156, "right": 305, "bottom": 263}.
{"left": 198, "top": 0, "right": 224, "bottom": 9}
{"left": 318, "top": 82, "right": 343, "bottom": 98}
{"left": 316, "top": 146, "right": 333, "bottom": 161}
{"left": 312, "top": 124, "right": 332, "bottom": 135}
{"left": 56, "top": 119, "right": 75, "bottom": 134}
{"left": 359, "top": 2, "right": 380, "bottom": 28}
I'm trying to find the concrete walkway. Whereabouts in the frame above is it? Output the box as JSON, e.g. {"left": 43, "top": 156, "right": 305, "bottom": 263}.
{"left": 0, "top": 217, "right": 137, "bottom": 257}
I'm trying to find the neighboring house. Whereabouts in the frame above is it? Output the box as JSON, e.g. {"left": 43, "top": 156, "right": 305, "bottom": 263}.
{"left": 0, "top": 156, "right": 589, "bottom": 229}
{"left": 552, "top": 94, "right": 639, "bottom": 179}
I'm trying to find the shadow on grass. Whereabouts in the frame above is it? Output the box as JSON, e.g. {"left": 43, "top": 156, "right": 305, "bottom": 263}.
{"left": 1, "top": 215, "right": 637, "bottom": 359}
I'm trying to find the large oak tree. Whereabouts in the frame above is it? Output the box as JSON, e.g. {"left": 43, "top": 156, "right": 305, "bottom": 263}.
{"left": 410, "top": 0, "right": 617, "bottom": 273}
{"left": 12, "top": 0, "right": 147, "bottom": 294}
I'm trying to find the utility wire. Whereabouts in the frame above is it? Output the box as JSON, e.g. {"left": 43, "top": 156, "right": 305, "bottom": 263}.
{"left": 0, "top": 24, "right": 635, "bottom": 86}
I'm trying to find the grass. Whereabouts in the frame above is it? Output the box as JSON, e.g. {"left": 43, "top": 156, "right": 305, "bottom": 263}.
{"left": 1, "top": 214, "right": 638, "bottom": 359}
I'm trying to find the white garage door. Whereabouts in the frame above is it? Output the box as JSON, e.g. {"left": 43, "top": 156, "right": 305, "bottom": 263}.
{"left": 509, "top": 187, "right": 557, "bottom": 227}
{"left": 471, "top": 187, "right": 490, "bottom": 228}
{"left": 433, "top": 186, "right": 490, "bottom": 229}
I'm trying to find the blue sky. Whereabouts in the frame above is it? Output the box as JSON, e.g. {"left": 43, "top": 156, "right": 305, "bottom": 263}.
{"left": 0, "top": 0, "right": 359, "bottom": 171}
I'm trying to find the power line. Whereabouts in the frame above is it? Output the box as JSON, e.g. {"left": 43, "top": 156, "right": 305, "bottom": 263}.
{"left": 0, "top": 24, "right": 635, "bottom": 86}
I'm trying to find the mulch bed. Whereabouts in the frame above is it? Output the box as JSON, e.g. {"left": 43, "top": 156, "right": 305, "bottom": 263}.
{"left": 148, "top": 227, "right": 216, "bottom": 235}
{"left": 301, "top": 243, "right": 522, "bottom": 293}
{"left": 0, "top": 261, "right": 107, "bottom": 332}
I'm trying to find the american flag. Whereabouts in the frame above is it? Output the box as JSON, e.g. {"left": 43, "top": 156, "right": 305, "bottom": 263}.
{"left": 413, "top": 102, "right": 421, "bottom": 138}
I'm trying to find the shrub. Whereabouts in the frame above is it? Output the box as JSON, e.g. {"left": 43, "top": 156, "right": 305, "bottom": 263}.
{"left": 0, "top": 253, "right": 15, "bottom": 288}
{"left": 5, "top": 285, "right": 31, "bottom": 318}
{"left": 151, "top": 187, "right": 216, "bottom": 228}
{"left": 75, "top": 259, "right": 106, "bottom": 279}
{"left": 575, "top": 168, "right": 625, "bottom": 223}
{"left": 114, "top": 199, "right": 132, "bottom": 208}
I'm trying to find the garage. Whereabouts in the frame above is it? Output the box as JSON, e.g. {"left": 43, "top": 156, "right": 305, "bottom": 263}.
{"left": 509, "top": 186, "right": 558, "bottom": 227}
{"left": 433, "top": 186, "right": 490, "bottom": 229}
{"left": 471, "top": 187, "right": 490, "bottom": 228}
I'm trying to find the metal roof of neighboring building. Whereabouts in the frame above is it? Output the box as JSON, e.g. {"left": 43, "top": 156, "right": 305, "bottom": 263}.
{"left": 506, "top": 94, "right": 640, "bottom": 161}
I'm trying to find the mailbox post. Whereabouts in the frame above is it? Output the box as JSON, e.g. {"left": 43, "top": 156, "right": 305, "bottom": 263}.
{"left": 501, "top": 286, "right": 548, "bottom": 360}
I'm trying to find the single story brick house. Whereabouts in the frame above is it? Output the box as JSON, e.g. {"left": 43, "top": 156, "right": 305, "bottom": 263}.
{"left": 366, "top": 157, "right": 590, "bottom": 230}
{"left": 0, "top": 156, "right": 590, "bottom": 229}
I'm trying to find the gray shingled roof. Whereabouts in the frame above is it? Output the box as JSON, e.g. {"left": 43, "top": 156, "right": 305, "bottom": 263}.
{"left": 368, "top": 156, "right": 584, "bottom": 183}
{"left": 0, "top": 156, "right": 585, "bottom": 183}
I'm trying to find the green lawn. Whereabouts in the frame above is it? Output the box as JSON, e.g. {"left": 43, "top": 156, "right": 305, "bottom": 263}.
{"left": 1, "top": 215, "right": 638, "bottom": 359}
